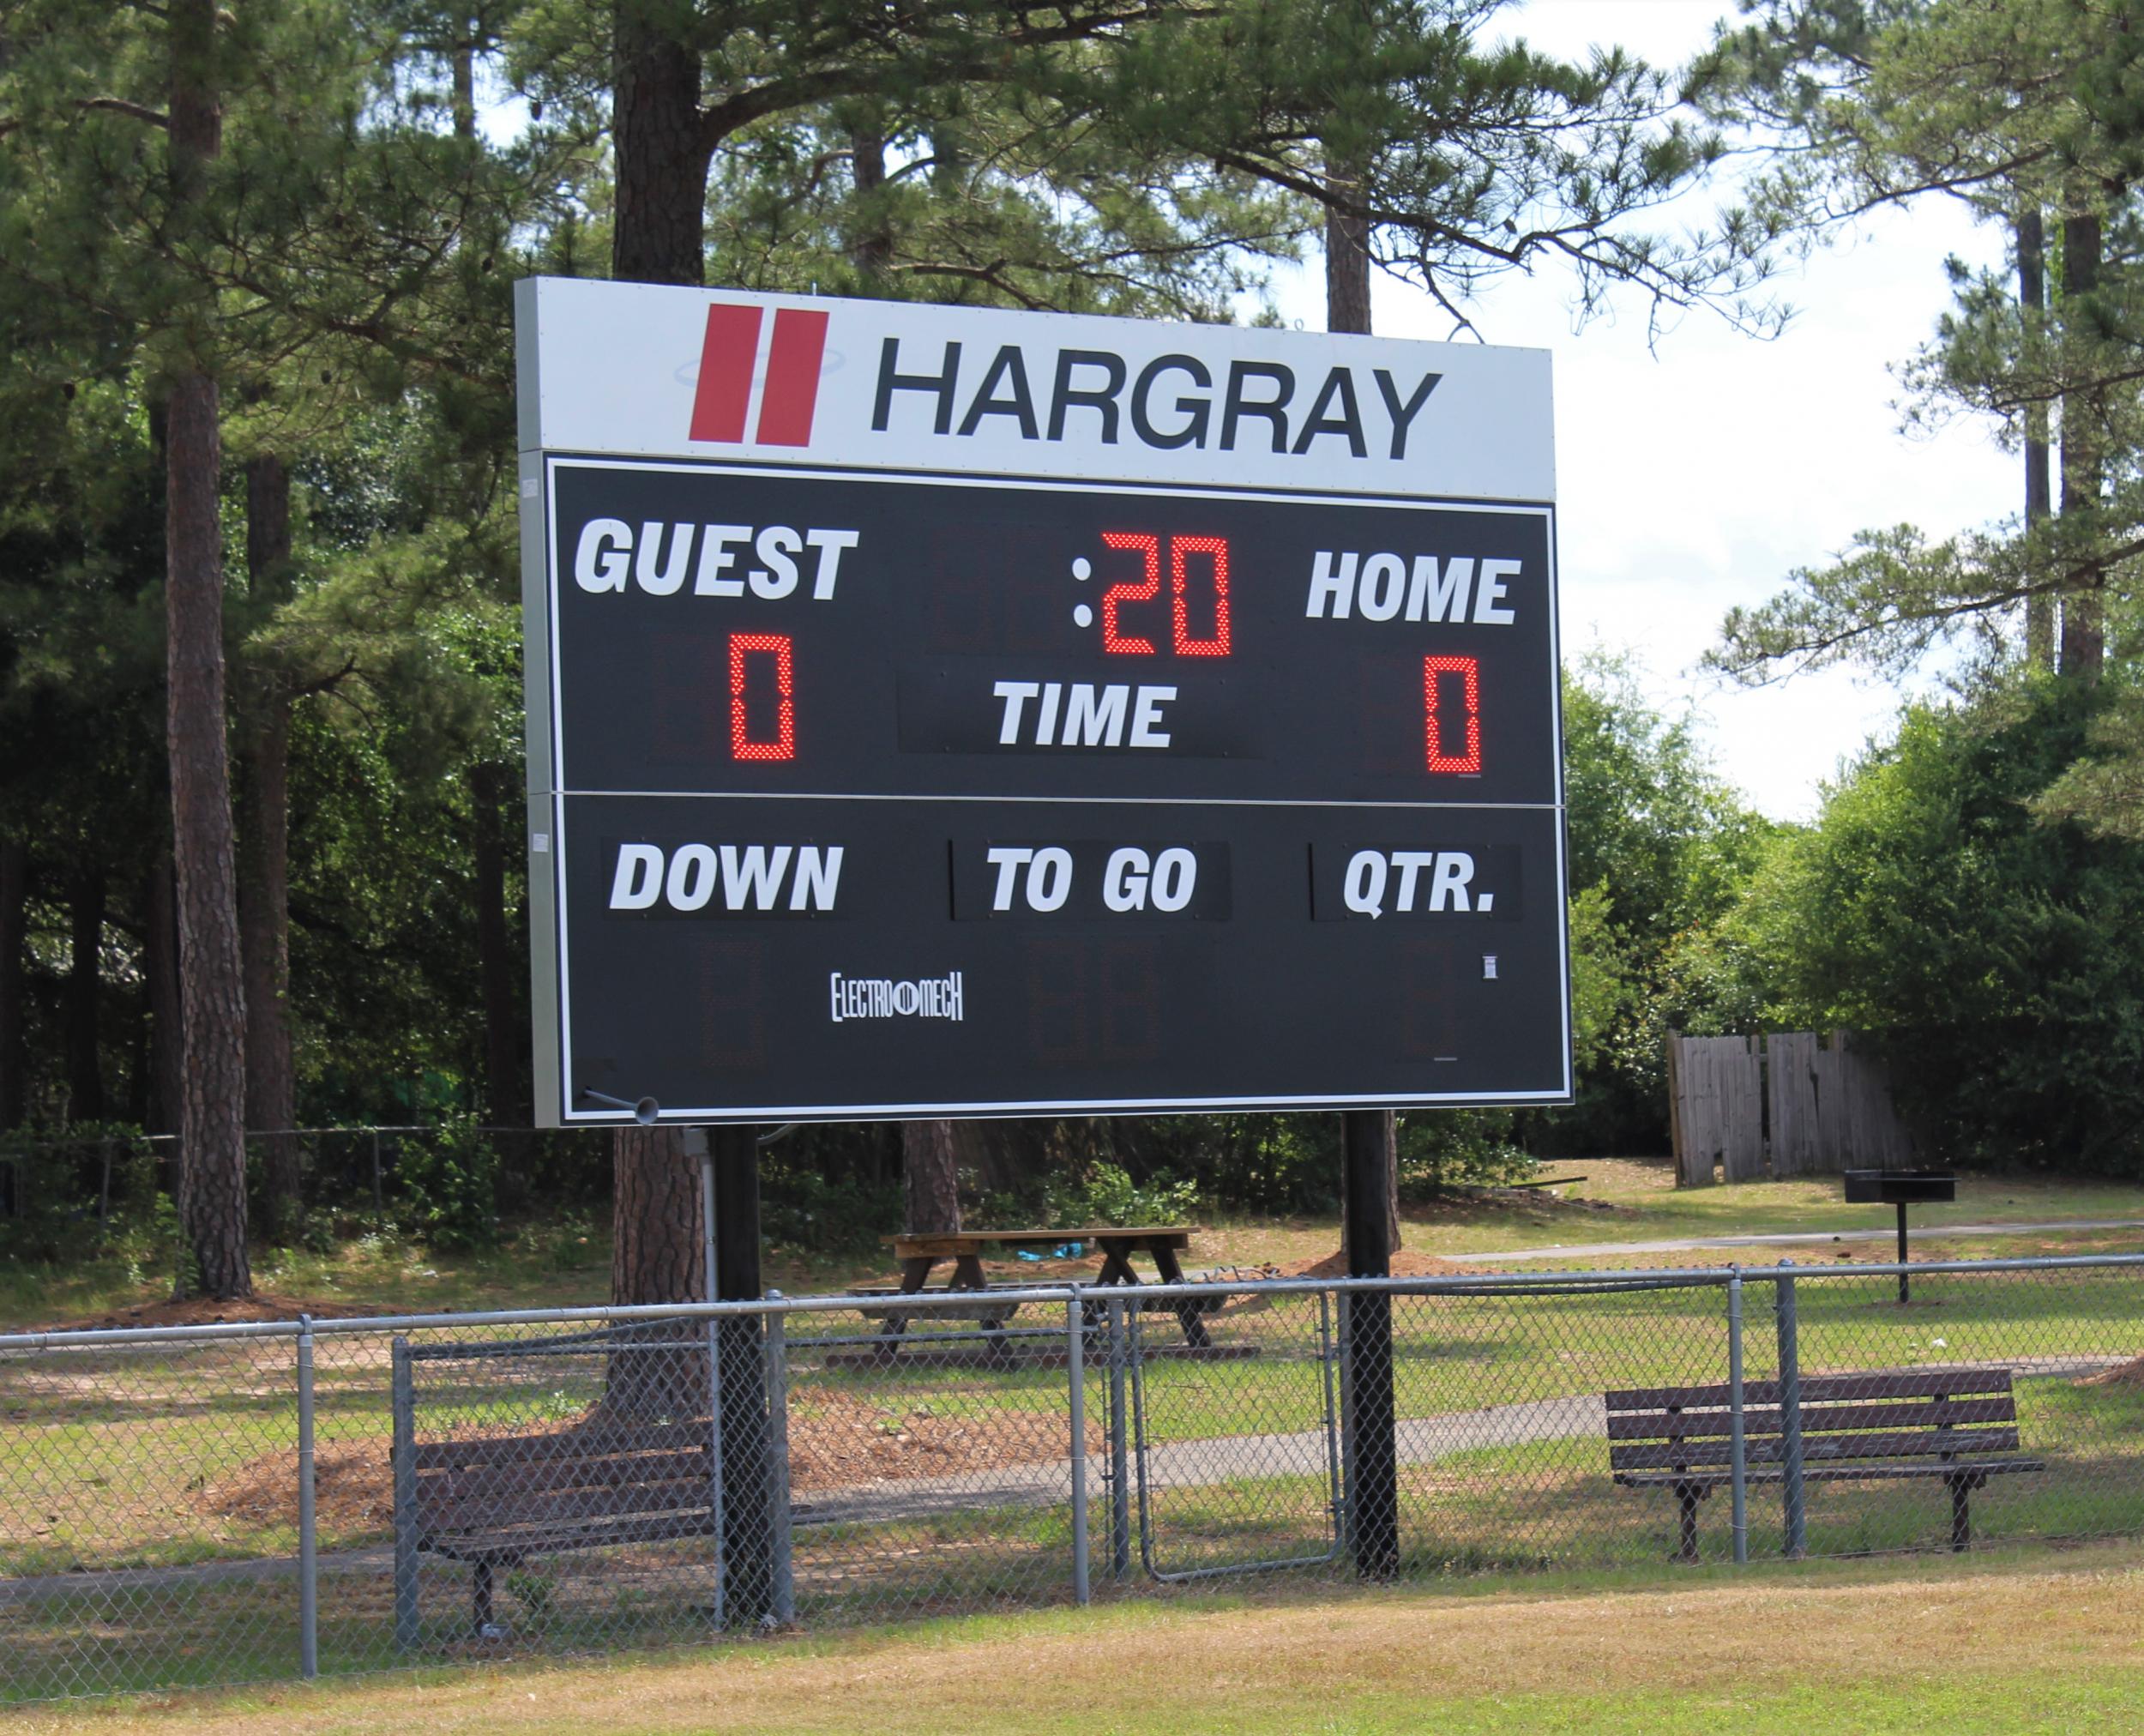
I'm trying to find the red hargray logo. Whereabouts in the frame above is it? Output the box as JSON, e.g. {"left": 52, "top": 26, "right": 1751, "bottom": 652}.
{"left": 689, "top": 304, "right": 830, "bottom": 446}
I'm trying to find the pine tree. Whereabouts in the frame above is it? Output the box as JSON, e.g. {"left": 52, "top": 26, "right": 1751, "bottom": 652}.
{"left": 1695, "top": 0, "right": 2144, "bottom": 686}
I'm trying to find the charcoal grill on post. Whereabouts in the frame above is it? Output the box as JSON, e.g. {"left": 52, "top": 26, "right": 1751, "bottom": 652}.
{"left": 1843, "top": 1169, "right": 1956, "bottom": 1303}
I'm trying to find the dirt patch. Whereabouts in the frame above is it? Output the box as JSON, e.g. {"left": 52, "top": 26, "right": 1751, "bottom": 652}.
{"left": 193, "top": 1392, "right": 1100, "bottom": 1537}
{"left": 788, "top": 1388, "right": 1101, "bottom": 1488}
{"left": 43, "top": 1293, "right": 389, "bottom": 1333}
{"left": 2075, "top": 1354, "right": 2144, "bottom": 1389}
{"left": 197, "top": 1445, "right": 399, "bottom": 1537}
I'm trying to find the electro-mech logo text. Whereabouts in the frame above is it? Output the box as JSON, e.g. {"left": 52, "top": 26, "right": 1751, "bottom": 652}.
{"left": 829, "top": 971, "right": 965, "bottom": 1024}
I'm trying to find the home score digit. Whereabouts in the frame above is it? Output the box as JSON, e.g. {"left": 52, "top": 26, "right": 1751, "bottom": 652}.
{"left": 516, "top": 279, "right": 1571, "bottom": 1124}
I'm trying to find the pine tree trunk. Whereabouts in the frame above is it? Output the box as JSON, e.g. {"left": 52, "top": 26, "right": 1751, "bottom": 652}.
{"left": 611, "top": 1124, "right": 703, "bottom": 1304}
{"left": 166, "top": 369, "right": 251, "bottom": 1300}
{"left": 165, "top": 3, "right": 249, "bottom": 1297}
{"left": 0, "top": 837, "right": 26, "bottom": 1132}
{"left": 850, "top": 122, "right": 891, "bottom": 284}
{"left": 451, "top": 31, "right": 476, "bottom": 140}
{"left": 902, "top": 1121, "right": 961, "bottom": 1233}
{"left": 605, "top": 1124, "right": 707, "bottom": 1420}
{"left": 65, "top": 866, "right": 105, "bottom": 1124}
{"left": 1324, "top": 163, "right": 1372, "bottom": 337}
{"left": 239, "top": 453, "right": 298, "bottom": 1236}
{"left": 2018, "top": 208, "right": 2054, "bottom": 670}
{"left": 2059, "top": 210, "right": 2105, "bottom": 683}
{"left": 611, "top": 3, "right": 709, "bottom": 286}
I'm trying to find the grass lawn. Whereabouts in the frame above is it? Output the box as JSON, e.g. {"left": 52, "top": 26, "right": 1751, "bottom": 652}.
{"left": 10, "top": 1545, "right": 2144, "bottom": 1734}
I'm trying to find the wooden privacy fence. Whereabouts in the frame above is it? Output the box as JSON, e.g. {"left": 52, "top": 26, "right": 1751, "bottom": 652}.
{"left": 1666, "top": 1030, "right": 1914, "bottom": 1187}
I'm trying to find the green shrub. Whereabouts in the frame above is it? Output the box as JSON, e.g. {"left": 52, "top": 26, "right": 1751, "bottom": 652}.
{"left": 0, "top": 1124, "right": 174, "bottom": 1275}
{"left": 758, "top": 1164, "right": 901, "bottom": 1253}
{"left": 1045, "top": 1162, "right": 1201, "bottom": 1227}
{"left": 1396, "top": 1111, "right": 1537, "bottom": 1197}
{"left": 394, "top": 1114, "right": 502, "bottom": 1250}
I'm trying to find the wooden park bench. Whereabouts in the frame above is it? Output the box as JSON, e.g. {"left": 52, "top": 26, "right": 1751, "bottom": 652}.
{"left": 1607, "top": 1368, "right": 2045, "bottom": 1561}
{"left": 391, "top": 1335, "right": 721, "bottom": 1639}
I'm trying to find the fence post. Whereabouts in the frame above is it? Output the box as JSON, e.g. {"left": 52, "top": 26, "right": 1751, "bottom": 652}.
{"left": 763, "top": 1296, "right": 796, "bottom": 1626}
{"left": 1107, "top": 1296, "right": 1131, "bottom": 1580}
{"left": 1336, "top": 1281, "right": 1355, "bottom": 1558}
{"left": 706, "top": 1309, "right": 726, "bottom": 1633}
{"left": 297, "top": 1314, "right": 318, "bottom": 1679}
{"left": 1774, "top": 1262, "right": 1806, "bottom": 1559}
{"left": 390, "top": 1335, "right": 419, "bottom": 1649}
{"left": 1319, "top": 1290, "right": 1345, "bottom": 1552}
{"left": 370, "top": 1129, "right": 384, "bottom": 1217}
{"left": 1068, "top": 1288, "right": 1090, "bottom": 1606}
{"left": 1726, "top": 1269, "right": 1748, "bottom": 1566}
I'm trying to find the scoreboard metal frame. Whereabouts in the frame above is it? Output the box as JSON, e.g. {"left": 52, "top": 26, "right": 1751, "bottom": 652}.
{"left": 516, "top": 279, "right": 1571, "bottom": 1126}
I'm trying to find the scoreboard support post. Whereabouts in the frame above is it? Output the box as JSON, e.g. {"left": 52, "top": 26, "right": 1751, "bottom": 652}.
{"left": 713, "top": 1126, "right": 775, "bottom": 1626}
{"left": 1340, "top": 1110, "right": 1401, "bottom": 1576}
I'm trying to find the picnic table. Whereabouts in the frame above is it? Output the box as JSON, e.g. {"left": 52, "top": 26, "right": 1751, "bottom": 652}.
{"left": 859, "top": 1226, "right": 1219, "bottom": 1353}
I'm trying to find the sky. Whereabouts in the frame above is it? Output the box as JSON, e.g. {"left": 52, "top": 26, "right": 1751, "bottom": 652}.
{"left": 1262, "top": 0, "right": 2019, "bottom": 820}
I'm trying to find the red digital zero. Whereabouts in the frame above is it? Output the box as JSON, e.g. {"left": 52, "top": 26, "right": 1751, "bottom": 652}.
{"left": 730, "top": 632, "right": 797, "bottom": 761}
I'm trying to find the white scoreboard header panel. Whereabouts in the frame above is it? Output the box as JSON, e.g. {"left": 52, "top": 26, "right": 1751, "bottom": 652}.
{"left": 515, "top": 278, "right": 1569, "bottom": 1125}
{"left": 516, "top": 276, "right": 1555, "bottom": 497}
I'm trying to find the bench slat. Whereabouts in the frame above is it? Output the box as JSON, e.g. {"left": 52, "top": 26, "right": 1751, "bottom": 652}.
{"left": 1606, "top": 1397, "right": 2016, "bottom": 1441}
{"left": 1615, "top": 1458, "right": 2046, "bottom": 1490}
{"left": 416, "top": 1449, "right": 709, "bottom": 1505}
{"left": 423, "top": 1474, "right": 716, "bottom": 1533}
{"left": 412, "top": 1422, "right": 710, "bottom": 1472}
{"left": 421, "top": 1513, "right": 720, "bottom": 1562}
{"left": 1605, "top": 1370, "right": 2013, "bottom": 1410}
{"left": 1611, "top": 1425, "right": 2022, "bottom": 1473}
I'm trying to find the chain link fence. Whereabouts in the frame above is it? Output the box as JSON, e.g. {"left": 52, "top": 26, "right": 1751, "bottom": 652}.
{"left": 0, "top": 1125, "right": 617, "bottom": 1230}
{"left": 6, "top": 1253, "right": 2144, "bottom": 1702}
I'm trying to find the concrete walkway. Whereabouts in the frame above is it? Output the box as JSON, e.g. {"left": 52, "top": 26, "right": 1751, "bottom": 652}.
{"left": 1448, "top": 1217, "right": 2144, "bottom": 1265}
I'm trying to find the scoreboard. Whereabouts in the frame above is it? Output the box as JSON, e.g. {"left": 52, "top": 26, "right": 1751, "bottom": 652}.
{"left": 516, "top": 280, "right": 1569, "bottom": 1125}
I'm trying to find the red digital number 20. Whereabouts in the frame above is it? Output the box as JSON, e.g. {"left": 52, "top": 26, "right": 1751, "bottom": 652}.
{"left": 1099, "top": 532, "right": 1231, "bottom": 657}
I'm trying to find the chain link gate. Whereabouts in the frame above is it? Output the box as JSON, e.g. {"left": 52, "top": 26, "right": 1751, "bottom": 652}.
{"left": 1124, "top": 1289, "right": 1344, "bottom": 1580}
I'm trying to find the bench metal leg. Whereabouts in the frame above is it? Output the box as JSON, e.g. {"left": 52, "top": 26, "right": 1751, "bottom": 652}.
{"left": 1674, "top": 1482, "right": 1708, "bottom": 1564}
{"left": 472, "top": 1559, "right": 495, "bottom": 1635}
{"left": 1948, "top": 1473, "right": 1982, "bottom": 1552}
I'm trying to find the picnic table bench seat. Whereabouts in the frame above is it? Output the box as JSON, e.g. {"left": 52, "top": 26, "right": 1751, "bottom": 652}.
{"left": 866, "top": 1226, "right": 1221, "bottom": 1352}
{"left": 1606, "top": 1368, "right": 2045, "bottom": 1561}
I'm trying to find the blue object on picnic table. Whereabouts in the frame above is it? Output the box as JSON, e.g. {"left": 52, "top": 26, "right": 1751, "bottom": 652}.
{"left": 1014, "top": 1241, "right": 1089, "bottom": 1261}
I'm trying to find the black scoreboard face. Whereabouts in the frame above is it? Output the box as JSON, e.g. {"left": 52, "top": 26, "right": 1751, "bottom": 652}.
{"left": 518, "top": 282, "right": 1569, "bottom": 1124}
